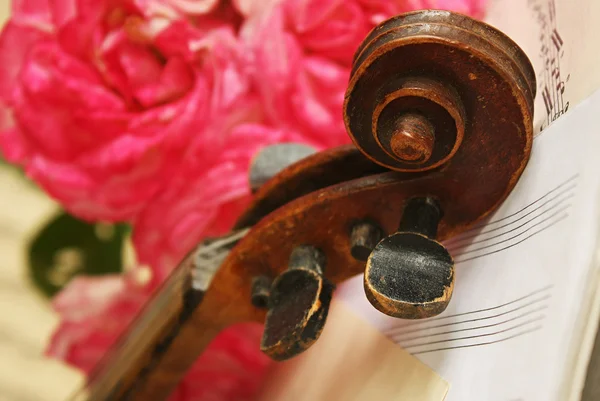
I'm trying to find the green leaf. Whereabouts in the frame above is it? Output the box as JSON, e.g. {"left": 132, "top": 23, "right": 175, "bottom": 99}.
{"left": 27, "top": 212, "right": 130, "bottom": 298}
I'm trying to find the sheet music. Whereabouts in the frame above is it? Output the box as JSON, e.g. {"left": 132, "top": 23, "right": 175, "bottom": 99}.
{"left": 529, "top": 0, "right": 570, "bottom": 130}
{"left": 337, "top": 89, "right": 600, "bottom": 401}
{"left": 485, "top": 0, "right": 600, "bottom": 133}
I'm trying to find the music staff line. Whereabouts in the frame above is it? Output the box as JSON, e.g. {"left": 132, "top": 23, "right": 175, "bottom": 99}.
{"left": 455, "top": 214, "right": 568, "bottom": 263}
{"left": 385, "top": 285, "right": 552, "bottom": 337}
{"left": 445, "top": 174, "right": 578, "bottom": 241}
{"left": 446, "top": 178, "right": 577, "bottom": 246}
{"left": 449, "top": 195, "right": 572, "bottom": 253}
{"left": 446, "top": 176, "right": 578, "bottom": 263}
{"left": 385, "top": 285, "right": 554, "bottom": 328}
{"left": 453, "top": 205, "right": 569, "bottom": 257}
{"left": 411, "top": 326, "right": 542, "bottom": 355}
{"left": 393, "top": 304, "right": 548, "bottom": 343}
{"left": 402, "top": 316, "right": 545, "bottom": 350}
{"left": 383, "top": 286, "right": 552, "bottom": 355}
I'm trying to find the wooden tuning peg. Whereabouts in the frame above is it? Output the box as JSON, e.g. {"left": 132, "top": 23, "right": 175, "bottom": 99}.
{"left": 260, "top": 245, "right": 334, "bottom": 361}
{"left": 364, "top": 197, "right": 453, "bottom": 319}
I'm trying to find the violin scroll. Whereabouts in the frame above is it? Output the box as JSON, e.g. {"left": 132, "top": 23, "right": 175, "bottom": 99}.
{"left": 344, "top": 10, "right": 536, "bottom": 173}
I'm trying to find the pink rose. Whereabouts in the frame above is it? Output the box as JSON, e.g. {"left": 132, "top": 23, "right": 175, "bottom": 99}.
{"left": 47, "top": 273, "right": 270, "bottom": 401}
{"left": 0, "top": 0, "right": 255, "bottom": 221}
{"left": 132, "top": 123, "right": 317, "bottom": 282}
{"left": 240, "top": 5, "right": 351, "bottom": 149}
{"left": 282, "top": 0, "right": 371, "bottom": 65}
{"left": 46, "top": 273, "right": 148, "bottom": 373}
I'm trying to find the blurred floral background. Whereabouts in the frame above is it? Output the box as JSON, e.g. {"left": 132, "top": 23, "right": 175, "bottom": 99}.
{"left": 0, "top": 1, "right": 484, "bottom": 400}
{"left": 0, "top": 6, "right": 83, "bottom": 400}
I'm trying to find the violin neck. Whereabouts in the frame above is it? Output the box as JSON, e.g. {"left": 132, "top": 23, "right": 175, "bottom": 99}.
{"left": 75, "top": 229, "right": 248, "bottom": 401}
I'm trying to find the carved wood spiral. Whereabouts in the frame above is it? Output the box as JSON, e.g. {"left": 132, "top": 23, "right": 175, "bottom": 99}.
{"left": 344, "top": 10, "right": 536, "bottom": 172}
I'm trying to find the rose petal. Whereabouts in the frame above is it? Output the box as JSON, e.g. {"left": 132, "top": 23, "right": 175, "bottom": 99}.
{"left": 232, "top": 0, "right": 285, "bottom": 18}
{"left": 50, "top": 0, "right": 77, "bottom": 27}
{"left": 0, "top": 126, "right": 32, "bottom": 163}
{"left": 11, "top": 0, "right": 54, "bottom": 31}
{"left": 134, "top": 57, "right": 194, "bottom": 107}
{"left": 14, "top": 41, "right": 126, "bottom": 159}
{"left": 0, "top": 21, "right": 50, "bottom": 103}
{"left": 51, "top": 275, "right": 129, "bottom": 320}
{"left": 167, "top": 0, "right": 220, "bottom": 15}
{"left": 241, "top": 6, "right": 350, "bottom": 146}
{"left": 284, "top": 0, "right": 370, "bottom": 64}
{"left": 46, "top": 273, "right": 150, "bottom": 373}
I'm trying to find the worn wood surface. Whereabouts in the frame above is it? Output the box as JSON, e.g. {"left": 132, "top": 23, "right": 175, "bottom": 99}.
{"left": 344, "top": 10, "right": 536, "bottom": 173}
{"left": 0, "top": 164, "right": 598, "bottom": 401}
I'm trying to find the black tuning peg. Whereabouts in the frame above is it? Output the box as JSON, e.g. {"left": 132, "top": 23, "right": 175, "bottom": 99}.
{"left": 260, "top": 245, "right": 334, "bottom": 361}
{"left": 364, "top": 197, "right": 454, "bottom": 319}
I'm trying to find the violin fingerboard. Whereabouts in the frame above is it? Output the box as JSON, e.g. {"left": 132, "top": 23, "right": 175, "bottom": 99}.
{"left": 72, "top": 229, "right": 249, "bottom": 401}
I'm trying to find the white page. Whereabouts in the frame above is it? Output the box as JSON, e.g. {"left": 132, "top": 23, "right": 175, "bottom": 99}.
{"left": 337, "top": 89, "right": 600, "bottom": 401}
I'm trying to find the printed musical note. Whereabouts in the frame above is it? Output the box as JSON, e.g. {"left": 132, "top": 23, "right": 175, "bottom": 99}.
{"left": 550, "top": 29, "right": 564, "bottom": 50}
{"left": 542, "top": 85, "right": 553, "bottom": 114}
{"left": 529, "top": 0, "right": 571, "bottom": 131}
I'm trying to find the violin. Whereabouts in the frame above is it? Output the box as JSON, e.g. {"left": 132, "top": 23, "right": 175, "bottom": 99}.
{"left": 77, "top": 9, "right": 536, "bottom": 400}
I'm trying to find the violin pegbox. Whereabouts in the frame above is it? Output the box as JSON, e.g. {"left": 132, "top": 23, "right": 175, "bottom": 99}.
{"left": 343, "top": 11, "right": 535, "bottom": 319}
